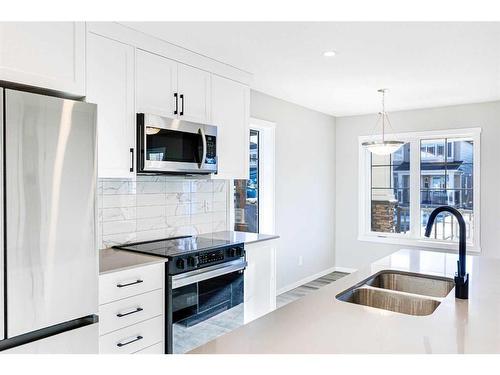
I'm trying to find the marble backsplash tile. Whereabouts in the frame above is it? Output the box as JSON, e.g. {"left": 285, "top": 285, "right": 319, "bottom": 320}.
{"left": 97, "top": 176, "right": 229, "bottom": 249}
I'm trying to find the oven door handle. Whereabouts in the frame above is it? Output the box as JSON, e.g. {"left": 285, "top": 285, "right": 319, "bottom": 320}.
{"left": 171, "top": 259, "right": 247, "bottom": 289}
{"left": 198, "top": 127, "right": 207, "bottom": 169}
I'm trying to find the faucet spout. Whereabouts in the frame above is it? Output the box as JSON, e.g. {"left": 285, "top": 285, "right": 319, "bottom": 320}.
{"left": 424, "top": 205, "right": 469, "bottom": 299}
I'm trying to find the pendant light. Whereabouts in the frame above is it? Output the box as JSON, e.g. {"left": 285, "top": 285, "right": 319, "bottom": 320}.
{"left": 362, "top": 89, "right": 405, "bottom": 155}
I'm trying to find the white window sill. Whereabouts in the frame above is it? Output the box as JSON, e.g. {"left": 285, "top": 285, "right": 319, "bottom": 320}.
{"left": 358, "top": 234, "right": 481, "bottom": 254}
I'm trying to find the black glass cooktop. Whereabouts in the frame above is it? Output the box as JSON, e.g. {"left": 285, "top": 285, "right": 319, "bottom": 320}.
{"left": 114, "top": 235, "right": 237, "bottom": 258}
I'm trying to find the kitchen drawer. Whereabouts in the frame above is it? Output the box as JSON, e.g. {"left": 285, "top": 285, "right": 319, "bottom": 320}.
{"left": 99, "top": 263, "right": 163, "bottom": 305}
{"left": 133, "top": 341, "right": 164, "bottom": 354}
{"left": 99, "top": 316, "right": 163, "bottom": 354}
{"left": 99, "top": 289, "right": 163, "bottom": 335}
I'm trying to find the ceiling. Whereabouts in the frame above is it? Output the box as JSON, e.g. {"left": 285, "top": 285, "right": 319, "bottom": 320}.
{"left": 121, "top": 22, "right": 500, "bottom": 116}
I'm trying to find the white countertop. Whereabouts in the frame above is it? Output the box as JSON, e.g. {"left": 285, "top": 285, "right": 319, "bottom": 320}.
{"left": 99, "top": 248, "right": 167, "bottom": 275}
{"left": 199, "top": 231, "right": 280, "bottom": 245}
{"left": 189, "top": 249, "right": 500, "bottom": 353}
{"left": 99, "top": 232, "right": 277, "bottom": 275}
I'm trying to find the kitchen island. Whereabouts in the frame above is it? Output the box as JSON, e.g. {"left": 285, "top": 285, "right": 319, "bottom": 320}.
{"left": 190, "top": 249, "right": 500, "bottom": 353}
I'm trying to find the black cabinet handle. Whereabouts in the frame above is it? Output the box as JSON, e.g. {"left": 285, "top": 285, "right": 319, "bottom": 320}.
{"left": 180, "top": 94, "right": 184, "bottom": 116}
{"left": 116, "top": 279, "right": 143, "bottom": 288}
{"left": 174, "top": 93, "right": 178, "bottom": 115}
{"left": 129, "top": 148, "right": 134, "bottom": 172}
{"left": 116, "top": 307, "right": 143, "bottom": 318}
{"left": 117, "top": 335, "right": 143, "bottom": 347}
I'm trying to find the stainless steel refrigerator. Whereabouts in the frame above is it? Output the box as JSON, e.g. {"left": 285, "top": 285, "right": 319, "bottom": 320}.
{"left": 0, "top": 88, "right": 98, "bottom": 353}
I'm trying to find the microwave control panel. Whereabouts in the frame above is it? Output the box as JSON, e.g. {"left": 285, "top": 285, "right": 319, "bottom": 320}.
{"left": 205, "top": 135, "right": 217, "bottom": 164}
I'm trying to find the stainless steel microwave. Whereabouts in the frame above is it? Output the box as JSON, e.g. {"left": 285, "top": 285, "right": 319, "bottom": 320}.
{"left": 137, "top": 113, "right": 217, "bottom": 174}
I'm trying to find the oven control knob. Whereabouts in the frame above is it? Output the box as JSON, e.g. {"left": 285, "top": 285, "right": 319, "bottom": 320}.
{"left": 228, "top": 248, "right": 237, "bottom": 257}
{"left": 176, "top": 258, "right": 185, "bottom": 270}
{"left": 188, "top": 256, "right": 199, "bottom": 267}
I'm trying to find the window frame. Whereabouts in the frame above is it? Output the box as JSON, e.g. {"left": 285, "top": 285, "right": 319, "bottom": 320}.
{"left": 358, "top": 127, "right": 481, "bottom": 253}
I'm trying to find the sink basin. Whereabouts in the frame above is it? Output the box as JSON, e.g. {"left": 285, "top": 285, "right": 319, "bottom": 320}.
{"left": 364, "top": 271, "right": 454, "bottom": 298}
{"left": 337, "top": 286, "right": 441, "bottom": 316}
{"left": 336, "top": 270, "right": 454, "bottom": 316}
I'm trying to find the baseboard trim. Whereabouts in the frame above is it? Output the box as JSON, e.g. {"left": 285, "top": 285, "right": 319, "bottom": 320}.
{"left": 333, "top": 266, "right": 358, "bottom": 273}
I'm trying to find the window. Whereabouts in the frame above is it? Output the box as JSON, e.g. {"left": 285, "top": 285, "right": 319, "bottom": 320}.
{"left": 447, "top": 142, "right": 454, "bottom": 159}
{"left": 359, "top": 128, "right": 481, "bottom": 252}
{"left": 234, "top": 129, "right": 260, "bottom": 233}
{"left": 370, "top": 143, "right": 410, "bottom": 234}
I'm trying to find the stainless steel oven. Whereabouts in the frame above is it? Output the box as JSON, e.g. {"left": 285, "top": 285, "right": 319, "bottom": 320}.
{"left": 170, "top": 258, "right": 246, "bottom": 328}
{"left": 137, "top": 113, "right": 217, "bottom": 174}
{"left": 115, "top": 236, "right": 245, "bottom": 354}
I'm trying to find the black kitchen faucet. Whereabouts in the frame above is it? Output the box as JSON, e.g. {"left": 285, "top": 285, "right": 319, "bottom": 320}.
{"left": 424, "top": 205, "right": 469, "bottom": 299}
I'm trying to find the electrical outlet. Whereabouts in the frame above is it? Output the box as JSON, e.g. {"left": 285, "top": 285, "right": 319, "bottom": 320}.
{"left": 298, "top": 256, "right": 303, "bottom": 266}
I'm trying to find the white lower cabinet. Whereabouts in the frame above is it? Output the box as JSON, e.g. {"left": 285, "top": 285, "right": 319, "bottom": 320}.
{"left": 133, "top": 341, "right": 164, "bottom": 354}
{"left": 99, "top": 263, "right": 163, "bottom": 305}
{"left": 244, "top": 240, "right": 278, "bottom": 324}
{"left": 99, "top": 316, "right": 163, "bottom": 354}
{"left": 98, "top": 263, "right": 165, "bottom": 354}
{"left": 99, "top": 289, "right": 163, "bottom": 335}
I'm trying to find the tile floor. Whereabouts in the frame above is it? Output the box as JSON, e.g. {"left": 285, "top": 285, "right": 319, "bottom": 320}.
{"left": 173, "top": 271, "right": 349, "bottom": 354}
{"left": 276, "top": 271, "right": 348, "bottom": 308}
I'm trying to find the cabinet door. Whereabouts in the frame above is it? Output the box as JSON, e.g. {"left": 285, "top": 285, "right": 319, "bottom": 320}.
{"left": 178, "top": 64, "right": 211, "bottom": 123}
{"left": 87, "top": 33, "right": 135, "bottom": 178}
{"left": 211, "top": 75, "right": 249, "bottom": 179}
{"left": 244, "top": 240, "right": 277, "bottom": 324}
{"left": 136, "top": 49, "right": 178, "bottom": 117}
{"left": 0, "top": 22, "right": 85, "bottom": 96}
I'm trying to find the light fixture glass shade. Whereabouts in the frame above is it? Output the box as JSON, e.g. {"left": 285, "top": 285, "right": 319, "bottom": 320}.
{"left": 146, "top": 126, "right": 161, "bottom": 135}
{"left": 362, "top": 140, "right": 405, "bottom": 155}
{"left": 363, "top": 89, "right": 404, "bottom": 155}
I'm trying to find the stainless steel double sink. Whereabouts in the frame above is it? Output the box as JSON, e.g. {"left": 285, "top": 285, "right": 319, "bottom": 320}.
{"left": 336, "top": 271, "right": 454, "bottom": 316}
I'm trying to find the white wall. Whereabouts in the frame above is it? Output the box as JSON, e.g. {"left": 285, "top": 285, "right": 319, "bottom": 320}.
{"left": 250, "top": 90, "right": 336, "bottom": 292}
{"left": 335, "top": 100, "right": 500, "bottom": 269}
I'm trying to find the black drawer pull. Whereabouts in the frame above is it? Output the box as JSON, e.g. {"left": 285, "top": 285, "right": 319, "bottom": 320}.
{"left": 116, "top": 307, "right": 143, "bottom": 318}
{"left": 117, "top": 335, "right": 143, "bottom": 347}
{"left": 116, "top": 279, "right": 143, "bottom": 288}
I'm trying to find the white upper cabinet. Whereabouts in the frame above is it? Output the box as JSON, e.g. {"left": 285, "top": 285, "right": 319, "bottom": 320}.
{"left": 177, "top": 64, "right": 211, "bottom": 123}
{"left": 0, "top": 22, "right": 85, "bottom": 96}
{"left": 212, "top": 75, "right": 250, "bottom": 180}
{"left": 136, "top": 49, "right": 211, "bottom": 124}
{"left": 136, "top": 49, "right": 178, "bottom": 117}
{"left": 87, "top": 33, "right": 135, "bottom": 178}
{"left": 85, "top": 22, "right": 251, "bottom": 180}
